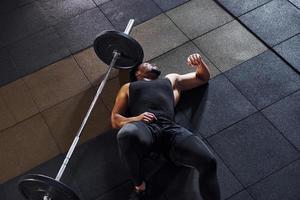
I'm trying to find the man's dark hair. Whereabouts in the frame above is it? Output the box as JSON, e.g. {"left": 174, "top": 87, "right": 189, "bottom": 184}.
{"left": 129, "top": 64, "right": 161, "bottom": 82}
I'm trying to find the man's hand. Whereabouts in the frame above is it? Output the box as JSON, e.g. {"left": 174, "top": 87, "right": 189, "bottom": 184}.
{"left": 137, "top": 112, "right": 157, "bottom": 123}
{"left": 187, "top": 53, "right": 204, "bottom": 67}
{"left": 187, "top": 53, "right": 210, "bottom": 81}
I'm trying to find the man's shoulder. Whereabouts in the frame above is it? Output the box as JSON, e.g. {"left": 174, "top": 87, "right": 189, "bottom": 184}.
{"left": 165, "top": 73, "right": 180, "bottom": 87}
{"left": 119, "top": 83, "right": 130, "bottom": 94}
{"left": 165, "top": 73, "right": 180, "bottom": 79}
{"left": 122, "top": 82, "right": 130, "bottom": 88}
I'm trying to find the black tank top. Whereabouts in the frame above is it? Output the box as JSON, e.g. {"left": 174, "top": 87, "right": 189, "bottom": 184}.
{"left": 128, "top": 78, "right": 175, "bottom": 121}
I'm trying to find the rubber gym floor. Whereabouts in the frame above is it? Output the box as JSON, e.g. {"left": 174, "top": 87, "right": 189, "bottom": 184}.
{"left": 0, "top": 0, "right": 299, "bottom": 200}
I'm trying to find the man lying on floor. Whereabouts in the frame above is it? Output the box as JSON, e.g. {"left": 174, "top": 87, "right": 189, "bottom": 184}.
{"left": 111, "top": 53, "right": 221, "bottom": 200}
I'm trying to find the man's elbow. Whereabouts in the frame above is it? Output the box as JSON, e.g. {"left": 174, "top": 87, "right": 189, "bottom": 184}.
{"left": 197, "top": 72, "right": 210, "bottom": 84}
{"left": 111, "top": 114, "right": 125, "bottom": 129}
{"left": 203, "top": 68, "right": 210, "bottom": 81}
{"left": 111, "top": 121, "right": 121, "bottom": 129}
{"left": 111, "top": 122, "right": 118, "bottom": 129}
{"left": 111, "top": 114, "right": 119, "bottom": 129}
{"left": 203, "top": 73, "right": 210, "bottom": 83}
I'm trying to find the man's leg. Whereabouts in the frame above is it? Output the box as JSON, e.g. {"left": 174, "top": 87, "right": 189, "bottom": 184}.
{"left": 168, "top": 127, "right": 221, "bottom": 200}
{"left": 117, "top": 121, "right": 154, "bottom": 190}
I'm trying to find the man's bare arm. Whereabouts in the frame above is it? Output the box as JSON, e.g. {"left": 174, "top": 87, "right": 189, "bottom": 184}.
{"left": 111, "top": 83, "right": 157, "bottom": 129}
{"left": 166, "top": 53, "right": 210, "bottom": 92}
{"left": 111, "top": 83, "right": 137, "bottom": 129}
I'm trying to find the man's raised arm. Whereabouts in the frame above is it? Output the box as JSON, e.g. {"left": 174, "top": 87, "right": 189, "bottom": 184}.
{"left": 166, "top": 53, "right": 210, "bottom": 92}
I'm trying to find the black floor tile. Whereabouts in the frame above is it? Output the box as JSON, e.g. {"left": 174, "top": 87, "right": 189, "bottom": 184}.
{"left": 2, "top": 154, "right": 85, "bottom": 200}
{"left": 216, "top": 0, "right": 272, "bottom": 16}
{"left": 207, "top": 112, "right": 300, "bottom": 187}
{"left": 2, "top": 177, "right": 27, "bottom": 200}
{"left": 212, "top": 149, "right": 244, "bottom": 200}
{"left": 96, "top": 181, "right": 132, "bottom": 200}
{"left": 239, "top": 0, "right": 300, "bottom": 46}
{"left": 0, "top": 2, "right": 49, "bottom": 47}
{"left": 100, "top": 0, "right": 162, "bottom": 31}
{"left": 0, "top": 1, "right": 14, "bottom": 14}
{"left": 31, "top": 155, "right": 85, "bottom": 200}
{"left": 68, "top": 130, "right": 131, "bottom": 200}
{"left": 153, "top": 0, "right": 189, "bottom": 12}
{"left": 18, "top": 0, "right": 34, "bottom": 5}
{"left": 0, "top": 48, "right": 20, "bottom": 86}
{"left": 55, "top": 7, "right": 113, "bottom": 54}
{"left": 8, "top": 27, "right": 70, "bottom": 77}
{"left": 227, "top": 190, "right": 254, "bottom": 200}
{"left": 225, "top": 50, "right": 300, "bottom": 110}
{"left": 247, "top": 159, "right": 300, "bottom": 200}
{"left": 198, "top": 141, "right": 243, "bottom": 199}
{"left": 155, "top": 195, "right": 168, "bottom": 200}
{"left": 200, "top": 139, "right": 245, "bottom": 200}
{"left": 262, "top": 90, "right": 300, "bottom": 151}
{"left": 0, "top": 0, "right": 35, "bottom": 14}
{"left": 289, "top": 0, "right": 300, "bottom": 8}
{"left": 93, "top": 0, "right": 111, "bottom": 6}
{"left": 0, "top": 184, "right": 4, "bottom": 200}
{"left": 39, "top": 0, "right": 96, "bottom": 25}
{"left": 188, "top": 75, "right": 257, "bottom": 138}
{"left": 166, "top": 191, "right": 201, "bottom": 200}
{"left": 274, "top": 34, "right": 300, "bottom": 72}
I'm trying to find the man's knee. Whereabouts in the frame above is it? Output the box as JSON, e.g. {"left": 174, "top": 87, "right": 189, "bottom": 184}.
{"left": 117, "top": 123, "right": 140, "bottom": 142}
{"left": 193, "top": 153, "right": 218, "bottom": 173}
{"left": 200, "top": 155, "right": 217, "bottom": 174}
{"left": 207, "top": 156, "right": 217, "bottom": 171}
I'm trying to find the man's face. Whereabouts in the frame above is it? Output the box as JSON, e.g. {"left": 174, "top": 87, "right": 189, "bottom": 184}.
{"left": 135, "top": 63, "right": 159, "bottom": 80}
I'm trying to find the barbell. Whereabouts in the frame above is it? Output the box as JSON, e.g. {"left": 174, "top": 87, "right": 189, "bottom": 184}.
{"left": 18, "top": 19, "right": 144, "bottom": 200}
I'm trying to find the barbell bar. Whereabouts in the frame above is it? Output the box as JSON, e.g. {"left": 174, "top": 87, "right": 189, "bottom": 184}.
{"left": 18, "top": 19, "right": 144, "bottom": 200}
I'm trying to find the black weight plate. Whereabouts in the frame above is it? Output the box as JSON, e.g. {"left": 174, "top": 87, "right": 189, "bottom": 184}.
{"left": 18, "top": 174, "right": 80, "bottom": 200}
{"left": 93, "top": 30, "right": 144, "bottom": 69}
